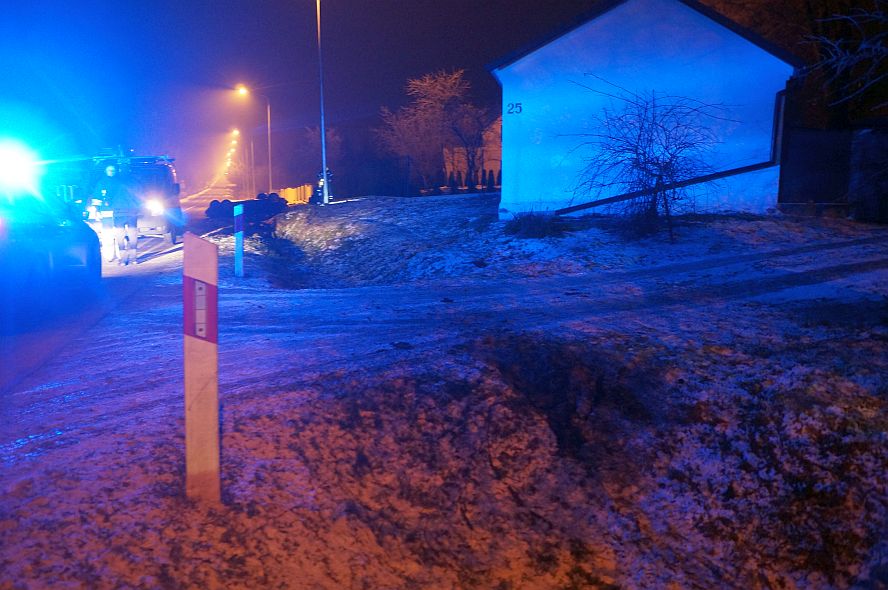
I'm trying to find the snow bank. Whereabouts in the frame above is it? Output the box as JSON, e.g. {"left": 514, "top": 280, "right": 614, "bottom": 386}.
{"left": 2, "top": 195, "right": 887, "bottom": 589}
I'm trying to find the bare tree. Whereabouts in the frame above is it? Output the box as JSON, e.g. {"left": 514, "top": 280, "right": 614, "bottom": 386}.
{"left": 805, "top": 0, "right": 887, "bottom": 110}
{"left": 378, "top": 70, "right": 492, "bottom": 192}
{"left": 406, "top": 70, "right": 470, "bottom": 111}
{"left": 574, "top": 80, "right": 725, "bottom": 238}
{"left": 449, "top": 103, "right": 490, "bottom": 190}
{"left": 378, "top": 106, "right": 443, "bottom": 190}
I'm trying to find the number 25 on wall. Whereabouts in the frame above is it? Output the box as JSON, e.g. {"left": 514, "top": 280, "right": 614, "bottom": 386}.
{"left": 507, "top": 102, "right": 523, "bottom": 115}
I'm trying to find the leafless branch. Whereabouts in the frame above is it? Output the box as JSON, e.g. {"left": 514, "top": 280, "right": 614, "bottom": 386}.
{"left": 805, "top": 1, "right": 888, "bottom": 108}
{"left": 571, "top": 86, "right": 723, "bottom": 237}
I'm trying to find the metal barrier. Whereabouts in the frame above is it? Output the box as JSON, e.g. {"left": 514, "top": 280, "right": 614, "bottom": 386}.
{"left": 279, "top": 184, "right": 313, "bottom": 205}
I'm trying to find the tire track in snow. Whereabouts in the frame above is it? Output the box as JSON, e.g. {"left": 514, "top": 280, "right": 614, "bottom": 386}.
{"left": 1, "top": 231, "right": 885, "bottom": 468}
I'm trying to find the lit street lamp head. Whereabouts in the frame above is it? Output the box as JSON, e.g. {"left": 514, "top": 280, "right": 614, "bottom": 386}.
{"left": 232, "top": 82, "right": 273, "bottom": 193}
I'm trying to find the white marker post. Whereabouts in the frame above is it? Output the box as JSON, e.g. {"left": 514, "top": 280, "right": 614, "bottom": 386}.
{"left": 183, "top": 232, "right": 221, "bottom": 503}
{"left": 234, "top": 204, "right": 244, "bottom": 278}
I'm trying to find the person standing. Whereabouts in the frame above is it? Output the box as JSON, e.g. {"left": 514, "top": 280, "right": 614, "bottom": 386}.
{"left": 93, "top": 164, "right": 140, "bottom": 265}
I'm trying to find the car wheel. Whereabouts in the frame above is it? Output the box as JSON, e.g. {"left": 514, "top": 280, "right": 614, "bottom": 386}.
{"left": 86, "top": 242, "right": 102, "bottom": 287}
{"left": 1, "top": 251, "right": 50, "bottom": 323}
{"left": 0, "top": 276, "right": 14, "bottom": 334}
{"left": 25, "top": 251, "right": 53, "bottom": 312}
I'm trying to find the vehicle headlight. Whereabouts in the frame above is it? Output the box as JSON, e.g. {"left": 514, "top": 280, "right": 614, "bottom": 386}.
{"left": 145, "top": 199, "right": 165, "bottom": 216}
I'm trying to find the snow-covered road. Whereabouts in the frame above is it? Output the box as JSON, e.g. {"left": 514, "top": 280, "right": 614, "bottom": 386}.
{"left": 4, "top": 227, "right": 885, "bottom": 476}
{"left": 2, "top": 205, "right": 887, "bottom": 589}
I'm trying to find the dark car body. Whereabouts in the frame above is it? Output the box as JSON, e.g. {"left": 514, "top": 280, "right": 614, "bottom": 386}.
{"left": 0, "top": 192, "right": 101, "bottom": 315}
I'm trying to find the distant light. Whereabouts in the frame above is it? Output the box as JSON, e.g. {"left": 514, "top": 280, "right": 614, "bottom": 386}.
{"left": 231, "top": 139, "right": 238, "bottom": 145}
{"left": 232, "top": 129, "right": 241, "bottom": 137}
{"left": 236, "top": 84, "right": 249, "bottom": 97}
{"left": 0, "top": 140, "right": 41, "bottom": 197}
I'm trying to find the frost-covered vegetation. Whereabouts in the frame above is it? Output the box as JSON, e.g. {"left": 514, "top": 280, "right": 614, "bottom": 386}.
{"left": 2, "top": 194, "right": 887, "bottom": 589}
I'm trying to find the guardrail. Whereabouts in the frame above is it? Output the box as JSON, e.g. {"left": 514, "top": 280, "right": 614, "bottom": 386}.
{"left": 555, "top": 161, "right": 778, "bottom": 216}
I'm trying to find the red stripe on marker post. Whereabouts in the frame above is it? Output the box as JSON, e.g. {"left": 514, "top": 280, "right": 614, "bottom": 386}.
{"left": 183, "top": 232, "right": 221, "bottom": 504}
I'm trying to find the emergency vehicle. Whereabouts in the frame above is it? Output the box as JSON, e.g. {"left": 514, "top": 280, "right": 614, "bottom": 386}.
{"left": 0, "top": 141, "right": 101, "bottom": 314}
{"left": 87, "top": 153, "right": 186, "bottom": 244}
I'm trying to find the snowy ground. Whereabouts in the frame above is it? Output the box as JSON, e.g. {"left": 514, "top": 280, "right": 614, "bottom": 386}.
{"left": 1, "top": 193, "right": 887, "bottom": 589}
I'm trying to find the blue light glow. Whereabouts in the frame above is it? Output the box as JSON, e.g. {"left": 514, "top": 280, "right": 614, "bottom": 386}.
{"left": 493, "top": 0, "right": 795, "bottom": 216}
{"left": 0, "top": 140, "right": 42, "bottom": 199}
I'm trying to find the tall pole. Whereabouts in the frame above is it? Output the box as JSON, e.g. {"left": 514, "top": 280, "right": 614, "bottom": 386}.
{"left": 234, "top": 85, "right": 267, "bottom": 196}
{"left": 250, "top": 138, "right": 256, "bottom": 198}
{"left": 265, "top": 97, "right": 273, "bottom": 194}
{"left": 317, "top": 0, "right": 330, "bottom": 205}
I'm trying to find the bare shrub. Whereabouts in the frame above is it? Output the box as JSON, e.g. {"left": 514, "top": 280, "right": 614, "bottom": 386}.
{"left": 572, "top": 78, "right": 726, "bottom": 239}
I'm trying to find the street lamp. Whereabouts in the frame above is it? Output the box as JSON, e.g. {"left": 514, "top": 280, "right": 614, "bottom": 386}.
{"left": 316, "top": 0, "right": 329, "bottom": 204}
{"left": 235, "top": 84, "right": 273, "bottom": 194}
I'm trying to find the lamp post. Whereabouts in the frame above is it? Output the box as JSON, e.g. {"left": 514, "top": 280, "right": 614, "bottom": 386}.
{"left": 249, "top": 138, "right": 257, "bottom": 198}
{"left": 316, "top": 0, "right": 329, "bottom": 204}
{"left": 231, "top": 129, "right": 249, "bottom": 196}
{"left": 231, "top": 129, "right": 256, "bottom": 195}
{"left": 236, "top": 84, "right": 273, "bottom": 194}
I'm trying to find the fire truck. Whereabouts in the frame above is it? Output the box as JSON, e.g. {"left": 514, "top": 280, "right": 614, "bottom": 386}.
{"left": 86, "top": 153, "right": 186, "bottom": 245}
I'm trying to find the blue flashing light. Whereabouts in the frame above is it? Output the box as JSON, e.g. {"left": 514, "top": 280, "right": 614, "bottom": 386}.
{"left": 0, "top": 139, "right": 42, "bottom": 198}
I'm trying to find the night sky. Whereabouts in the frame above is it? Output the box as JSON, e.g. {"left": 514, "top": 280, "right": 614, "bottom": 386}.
{"left": 0, "top": 0, "right": 599, "bottom": 189}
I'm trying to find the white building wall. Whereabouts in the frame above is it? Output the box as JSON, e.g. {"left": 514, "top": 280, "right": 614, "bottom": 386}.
{"left": 493, "top": 0, "right": 795, "bottom": 217}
